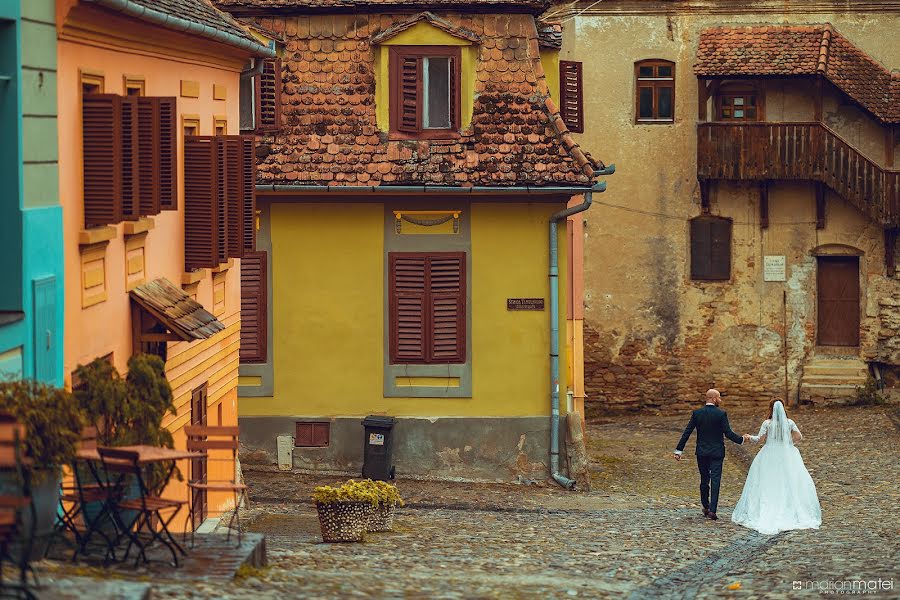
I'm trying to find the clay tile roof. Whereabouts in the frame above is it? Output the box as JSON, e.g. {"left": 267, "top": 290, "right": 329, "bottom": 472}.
{"left": 245, "top": 12, "right": 601, "bottom": 188}
{"left": 536, "top": 19, "right": 562, "bottom": 50}
{"left": 214, "top": 0, "right": 551, "bottom": 14}
{"left": 129, "top": 278, "right": 225, "bottom": 341}
{"left": 99, "top": 0, "right": 262, "bottom": 46}
{"left": 371, "top": 12, "right": 481, "bottom": 44}
{"left": 695, "top": 24, "right": 898, "bottom": 124}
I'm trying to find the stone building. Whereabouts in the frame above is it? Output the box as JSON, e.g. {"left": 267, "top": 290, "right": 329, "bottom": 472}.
{"left": 553, "top": 0, "right": 899, "bottom": 410}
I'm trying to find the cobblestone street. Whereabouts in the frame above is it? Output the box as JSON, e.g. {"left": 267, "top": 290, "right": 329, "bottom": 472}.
{"left": 147, "top": 405, "right": 898, "bottom": 599}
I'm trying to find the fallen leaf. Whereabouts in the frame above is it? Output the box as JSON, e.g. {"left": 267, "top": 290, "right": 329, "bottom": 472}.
{"left": 727, "top": 582, "right": 742, "bottom": 590}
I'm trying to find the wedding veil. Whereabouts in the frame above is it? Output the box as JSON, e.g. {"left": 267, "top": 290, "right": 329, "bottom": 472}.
{"left": 769, "top": 400, "right": 793, "bottom": 446}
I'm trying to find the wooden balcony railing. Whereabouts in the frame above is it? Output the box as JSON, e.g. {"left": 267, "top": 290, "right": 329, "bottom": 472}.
{"left": 697, "top": 121, "right": 900, "bottom": 227}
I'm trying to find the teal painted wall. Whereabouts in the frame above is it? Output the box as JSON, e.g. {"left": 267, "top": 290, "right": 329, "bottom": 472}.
{"left": 0, "top": 0, "right": 63, "bottom": 386}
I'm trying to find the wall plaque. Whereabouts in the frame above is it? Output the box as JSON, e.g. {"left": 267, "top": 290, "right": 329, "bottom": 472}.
{"left": 763, "top": 255, "right": 787, "bottom": 282}
{"left": 507, "top": 298, "right": 545, "bottom": 311}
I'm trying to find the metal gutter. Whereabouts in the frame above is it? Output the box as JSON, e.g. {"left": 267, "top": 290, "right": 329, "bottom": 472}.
{"left": 256, "top": 184, "right": 595, "bottom": 194}
{"left": 547, "top": 164, "right": 614, "bottom": 489}
{"left": 85, "top": 0, "right": 276, "bottom": 58}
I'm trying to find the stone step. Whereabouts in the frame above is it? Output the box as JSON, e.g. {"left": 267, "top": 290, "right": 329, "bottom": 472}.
{"left": 803, "top": 365, "right": 869, "bottom": 378}
{"left": 801, "top": 375, "right": 868, "bottom": 387}
{"left": 806, "top": 358, "right": 867, "bottom": 368}
{"left": 799, "top": 383, "right": 862, "bottom": 399}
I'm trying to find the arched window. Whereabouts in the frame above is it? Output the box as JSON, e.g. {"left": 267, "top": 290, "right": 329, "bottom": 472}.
{"left": 635, "top": 59, "right": 675, "bottom": 123}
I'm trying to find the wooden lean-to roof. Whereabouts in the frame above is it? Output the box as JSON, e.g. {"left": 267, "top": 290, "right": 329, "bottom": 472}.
{"left": 130, "top": 278, "right": 224, "bottom": 341}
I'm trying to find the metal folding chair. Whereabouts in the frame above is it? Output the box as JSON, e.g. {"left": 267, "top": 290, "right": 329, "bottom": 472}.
{"left": 184, "top": 426, "right": 247, "bottom": 547}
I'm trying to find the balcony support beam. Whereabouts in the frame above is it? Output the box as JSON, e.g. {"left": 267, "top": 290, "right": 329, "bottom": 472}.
{"left": 700, "top": 179, "right": 711, "bottom": 214}
{"left": 814, "top": 76, "right": 824, "bottom": 122}
{"left": 887, "top": 126, "right": 895, "bottom": 168}
{"left": 815, "top": 182, "right": 827, "bottom": 230}
{"left": 759, "top": 182, "right": 769, "bottom": 229}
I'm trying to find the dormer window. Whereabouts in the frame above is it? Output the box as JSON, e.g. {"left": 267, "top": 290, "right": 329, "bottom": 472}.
{"left": 389, "top": 46, "right": 460, "bottom": 138}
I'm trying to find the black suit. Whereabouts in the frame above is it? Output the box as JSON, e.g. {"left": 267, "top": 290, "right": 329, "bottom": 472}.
{"left": 676, "top": 404, "right": 744, "bottom": 513}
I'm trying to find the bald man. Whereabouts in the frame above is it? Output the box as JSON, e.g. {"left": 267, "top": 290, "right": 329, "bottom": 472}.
{"left": 673, "top": 389, "right": 750, "bottom": 520}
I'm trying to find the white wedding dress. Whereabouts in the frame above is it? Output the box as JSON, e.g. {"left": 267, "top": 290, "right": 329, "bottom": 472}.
{"left": 731, "top": 401, "right": 822, "bottom": 535}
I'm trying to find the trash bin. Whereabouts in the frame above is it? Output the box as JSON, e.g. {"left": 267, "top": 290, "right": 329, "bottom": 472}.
{"left": 361, "top": 415, "right": 396, "bottom": 480}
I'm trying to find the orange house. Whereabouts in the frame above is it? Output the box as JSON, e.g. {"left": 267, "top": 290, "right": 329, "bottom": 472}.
{"left": 56, "top": 0, "right": 272, "bottom": 529}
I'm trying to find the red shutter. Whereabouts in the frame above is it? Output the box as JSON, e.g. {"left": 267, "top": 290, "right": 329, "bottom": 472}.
{"left": 389, "top": 254, "right": 427, "bottom": 363}
{"left": 428, "top": 254, "right": 465, "bottom": 363}
{"left": 559, "top": 60, "right": 584, "bottom": 133}
{"left": 223, "top": 136, "right": 244, "bottom": 259}
{"left": 240, "top": 135, "right": 257, "bottom": 252}
{"left": 240, "top": 250, "right": 267, "bottom": 363}
{"left": 158, "top": 97, "right": 177, "bottom": 210}
{"left": 257, "top": 58, "right": 282, "bottom": 132}
{"left": 137, "top": 97, "right": 161, "bottom": 216}
{"left": 214, "top": 138, "right": 228, "bottom": 264}
{"left": 184, "top": 136, "right": 220, "bottom": 270}
{"left": 120, "top": 95, "right": 140, "bottom": 221}
{"left": 82, "top": 94, "right": 124, "bottom": 227}
{"left": 391, "top": 50, "right": 421, "bottom": 134}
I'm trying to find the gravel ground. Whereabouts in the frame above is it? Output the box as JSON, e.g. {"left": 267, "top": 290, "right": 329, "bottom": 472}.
{"left": 135, "top": 405, "right": 900, "bottom": 598}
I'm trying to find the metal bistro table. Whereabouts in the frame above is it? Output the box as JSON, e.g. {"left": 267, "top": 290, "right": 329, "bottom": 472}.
{"left": 76, "top": 445, "right": 205, "bottom": 566}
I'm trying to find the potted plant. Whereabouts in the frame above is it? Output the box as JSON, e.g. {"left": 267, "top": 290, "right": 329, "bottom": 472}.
{"left": 0, "top": 378, "right": 85, "bottom": 557}
{"left": 311, "top": 480, "right": 378, "bottom": 543}
{"left": 364, "top": 480, "right": 403, "bottom": 533}
{"left": 73, "top": 353, "right": 178, "bottom": 528}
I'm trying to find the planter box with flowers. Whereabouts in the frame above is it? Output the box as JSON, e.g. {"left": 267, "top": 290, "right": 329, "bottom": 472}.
{"left": 312, "top": 479, "right": 404, "bottom": 542}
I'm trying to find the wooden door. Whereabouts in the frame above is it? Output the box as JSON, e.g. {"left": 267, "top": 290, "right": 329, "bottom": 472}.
{"left": 817, "top": 257, "right": 860, "bottom": 346}
{"left": 190, "top": 384, "right": 208, "bottom": 529}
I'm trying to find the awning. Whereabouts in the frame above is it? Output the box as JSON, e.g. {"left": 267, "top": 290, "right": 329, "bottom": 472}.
{"left": 129, "top": 278, "right": 224, "bottom": 342}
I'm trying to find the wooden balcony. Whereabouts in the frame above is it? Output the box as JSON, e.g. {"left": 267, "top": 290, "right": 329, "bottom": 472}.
{"left": 697, "top": 121, "right": 900, "bottom": 227}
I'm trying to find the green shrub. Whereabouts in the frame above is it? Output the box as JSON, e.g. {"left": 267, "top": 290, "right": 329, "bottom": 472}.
{"left": 0, "top": 379, "right": 85, "bottom": 477}
{"left": 853, "top": 377, "right": 885, "bottom": 406}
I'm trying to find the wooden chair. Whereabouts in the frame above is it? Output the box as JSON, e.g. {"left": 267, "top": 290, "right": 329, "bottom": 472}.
{"left": 0, "top": 415, "right": 37, "bottom": 599}
{"left": 97, "top": 447, "right": 186, "bottom": 567}
{"left": 184, "top": 426, "right": 247, "bottom": 547}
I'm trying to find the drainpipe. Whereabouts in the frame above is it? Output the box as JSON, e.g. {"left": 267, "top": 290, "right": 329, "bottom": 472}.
{"left": 548, "top": 166, "right": 614, "bottom": 489}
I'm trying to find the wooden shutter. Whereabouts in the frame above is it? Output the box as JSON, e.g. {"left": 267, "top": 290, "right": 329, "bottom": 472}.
{"left": 214, "top": 138, "right": 228, "bottom": 264}
{"left": 709, "top": 217, "right": 732, "bottom": 280}
{"left": 389, "top": 254, "right": 427, "bottom": 362}
{"left": 82, "top": 94, "right": 124, "bottom": 227}
{"left": 428, "top": 254, "right": 465, "bottom": 363}
{"left": 257, "top": 58, "right": 282, "bottom": 132}
{"left": 391, "top": 50, "right": 421, "bottom": 134}
{"left": 158, "top": 97, "right": 177, "bottom": 210}
{"left": 184, "top": 136, "right": 220, "bottom": 270}
{"left": 240, "top": 135, "right": 257, "bottom": 252}
{"left": 389, "top": 252, "right": 466, "bottom": 364}
{"left": 690, "top": 216, "right": 731, "bottom": 281}
{"left": 559, "top": 60, "right": 584, "bottom": 133}
{"left": 240, "top": 250, "right": 267, "bottom": 363}
{"left": 223, "top": 137, "right": 244, "bottom": 259}
{"left": 120, "top": 95, "right": 140, "bottom": 221}
{"left": 137, "top": 97, "right": 161, "bottom": 216}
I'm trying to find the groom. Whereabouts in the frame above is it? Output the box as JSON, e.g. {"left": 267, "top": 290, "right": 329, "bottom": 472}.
{"left": 673, "top": 389, "right": 749, "bottom": 521}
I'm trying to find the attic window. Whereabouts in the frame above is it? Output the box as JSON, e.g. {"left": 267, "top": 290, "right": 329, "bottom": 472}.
{"left": 389, "top": 46, "right": 461, "bottom": 138}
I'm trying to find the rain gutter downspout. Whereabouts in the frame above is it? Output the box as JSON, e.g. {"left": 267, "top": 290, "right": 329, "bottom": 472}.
{"left": 85, "top": 0, "right": 276, "bottom": 58}
{"left": 548, "top": 165, "right": 615, "bottom": 489}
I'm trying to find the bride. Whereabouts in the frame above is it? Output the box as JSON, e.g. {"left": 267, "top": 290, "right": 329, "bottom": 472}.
{"left": 731, "top": 399, "right": 822, "bottom": 535}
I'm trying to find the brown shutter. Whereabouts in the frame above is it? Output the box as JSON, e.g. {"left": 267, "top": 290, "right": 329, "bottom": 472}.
{"left": 223, "top": 136, "right": 244, "bottom": 258}
{"left": 391, "top": 50, "right": 421, "bottom": 134}
{"left": 82, "top": 94, "right": 123, "bottom": 227}
{"left": 240, "top": 250, "right": 267, "bottom": 363}
{"left": 450, "top": 55, "right": 459, "bottom": 130}
{"left": 184, "top": 136, "right": 220, "bottom": 270}
{"left": 428, "top": 254, "right": 466, "bottom": 363}
{"left": 120, "top": 95, "right": 140, "bottom": 221}
{"left": 241, "top": 135, "right": 257, "bottom": 252}
{"left": 690, "top": 216, "right": 731, "bottom": 281}
{"left": 709, "top": 217, "right": 732, "bottom": 280}
{"left": 389, "top": 254, "right": 427, "bottom": 363}
{"left": 214, "top": 138, "right": 228, "bottom": 264}
{"left": 257, "top": 58, "right": 282, "bottom": 132}
{"left": 137, "top": 97, "right": 161, "bottom": 216}
{"left": 559, "top": 60, "right": 584, "bottom": 133}
{"left": 158, "top": 97, "right": 177, "bottom": 210}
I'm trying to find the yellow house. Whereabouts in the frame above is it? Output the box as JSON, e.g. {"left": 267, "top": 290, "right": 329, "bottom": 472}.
{"left": 219, "top": 1, "right": 610, "bottom": 483}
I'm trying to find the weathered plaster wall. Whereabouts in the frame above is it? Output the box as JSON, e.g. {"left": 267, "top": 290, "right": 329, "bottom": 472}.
{"left": 562, "top": 3, "right": 900, "bottom": 411}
